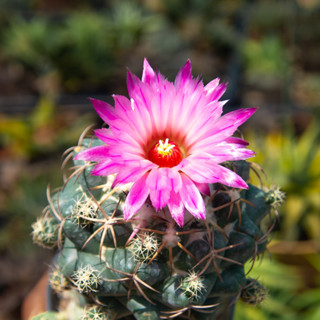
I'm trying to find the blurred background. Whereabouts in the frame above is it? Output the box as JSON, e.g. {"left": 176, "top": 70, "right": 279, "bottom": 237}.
{"left": 0, "top": 0, "right": 319, "bottom": 319}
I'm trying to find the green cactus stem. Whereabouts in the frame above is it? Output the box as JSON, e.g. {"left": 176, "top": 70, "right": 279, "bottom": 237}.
{"left": 31, "top": 136, "right": 282, "bottom": 320}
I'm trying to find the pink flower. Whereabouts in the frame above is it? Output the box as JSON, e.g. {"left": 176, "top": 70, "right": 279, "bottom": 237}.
{"left": 75, "top": 59, "right": 256, "bottom": 226}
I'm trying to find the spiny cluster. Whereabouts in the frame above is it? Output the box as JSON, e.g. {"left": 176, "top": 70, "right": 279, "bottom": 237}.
{"left": 129, "top": 232, "right": 159, "bottom": 262}
{"left": 81, "top": 305, "right": 116, "bottom": 320}
{"left": 49, "top": 266, "right": 69, "bottom": 295}
{"left": 72, "top": 265, "right": 102, "bottom": 294}
{"left": 71, "top": 192, "right": 98, "bottom": 228}
{"left": 180, "top": 271, "right": 206, "bottom": 301}
{"left": 241, "top": 279, "right": 268, "bottom": 305}
{"left": 265, "top": 185, "right": 286, "bottom": 209}
{"left": 31, "top": 215, "right": 59, "bottom": 249}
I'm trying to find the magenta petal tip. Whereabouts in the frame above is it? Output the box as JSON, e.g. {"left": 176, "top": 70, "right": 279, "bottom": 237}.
{"left": 142, "top": 58, "right": 156, "bottom": 83}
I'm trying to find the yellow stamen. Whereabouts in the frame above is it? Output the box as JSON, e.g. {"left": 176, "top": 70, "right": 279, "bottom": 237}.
{"left": 157, "top": 138, "right": 175, "bottom": 156}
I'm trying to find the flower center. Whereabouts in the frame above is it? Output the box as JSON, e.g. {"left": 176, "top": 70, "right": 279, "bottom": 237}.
{"left": 148, "top": 138, "right": 182, "bottom": 167}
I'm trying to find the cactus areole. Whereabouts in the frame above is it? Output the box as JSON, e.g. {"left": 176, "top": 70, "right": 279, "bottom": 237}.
{"left": 32, "top": 60, "right": 282, "bottom": 320}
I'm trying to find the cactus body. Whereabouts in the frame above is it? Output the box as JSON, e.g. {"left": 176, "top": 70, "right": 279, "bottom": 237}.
{"left": 32, "top": 139, "right": 277, "bottom": 319}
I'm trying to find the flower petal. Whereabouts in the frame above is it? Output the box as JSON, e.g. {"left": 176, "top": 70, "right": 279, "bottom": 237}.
{"left": 124, "top": 173, "right": 150, "bottom": 220}
{"left": 180, "top": 155, "right": 248, "bottom": 189}
{"left": 189, "top": 108, "right": 257, "bottom": 150}
{"left": 94, "top": 129, "right": 142, "bottom": 152}
{"left": 214, "top": 108, "right": 257, "bottom": 135}
{"left": 74, "top": 145, "right": 109, "bottom": 161}
{"left": 180, "top": 159, "right": 214, "bottom": 184}
{"left": 142, "top": 58, "right": 156, "bottom": 83}
{"left": 225, "top": 137, "right": 249, "bottom": 146}
{"left": 205, "top": 81, "right": 227, "bottom": 102}
{"left": 194, "top": 182, "right": 210, "bottom": 196}
{"left": 113, "top": 161, "right": 155, "bottom": 186}
{"left": 127, "top": 70, "right": 141, "bottom": 98}
{"left": 175, "top": 59, "right": 192, "bottom": 89}
{"left": 147, "top": 168, "right": 175, "bottom": 210}
{"left": 167, "top": 168, "right": 183, "bottom": 193}
{"left": 204, "top": 77, "right": 220, "bottom": 95}
{"left": 146, "top": 168, "right": 169, "bottom": 191}
{"left": 167, "top": 191, "right": 185, "bottom": 227}
{"left": 201, "top": 140, "right": 255, "bottom": 162}
{"left": 150, "top": 188, "right": 171, "bottom": 211}
{"left": 91, "top": 161, "right": 119, "bottom": 176}
{"left": 184, "top": 100, "right": 227, "bottom": 146}
{"left": 209, "top": 163, "right": 249, "bottom": 189}
{"left": 179, "top": 174, "right": 206, "bottom": 220}
{"left": 89, "top": 98, "right": 117, "bottom": 124}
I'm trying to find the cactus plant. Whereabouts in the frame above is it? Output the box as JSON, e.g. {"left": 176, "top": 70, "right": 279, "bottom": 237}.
{"left": 31, "top": 60, "right": 282, "bottom": 320}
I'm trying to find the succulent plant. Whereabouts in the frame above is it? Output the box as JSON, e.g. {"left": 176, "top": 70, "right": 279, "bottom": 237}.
{"left": 31, "top": 137, "right": 279, "bottom": 319}
{"left": 31, "top": 60, "right": 282, "bottom": 319}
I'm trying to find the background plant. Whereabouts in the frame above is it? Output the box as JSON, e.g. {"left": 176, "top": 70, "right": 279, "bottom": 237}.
{"left": 247, "top": 120, "right": 320, "bottom": 242}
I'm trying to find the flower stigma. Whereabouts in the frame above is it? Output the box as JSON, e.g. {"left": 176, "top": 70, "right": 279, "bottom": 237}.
{"left": 148, "top": 138, "right": 182, "bottom": 167}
